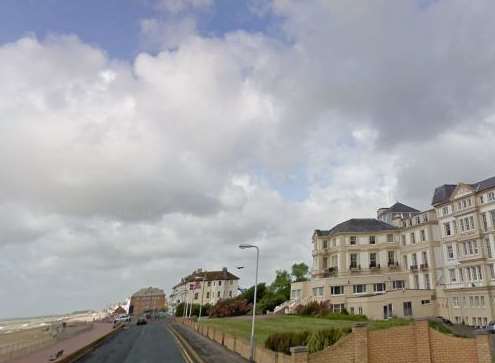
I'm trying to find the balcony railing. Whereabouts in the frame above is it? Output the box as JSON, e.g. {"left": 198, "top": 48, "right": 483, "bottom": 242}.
{"left": 420, "top": 263, "right": 429, "bottom": 271}
{"left": 410, "top": 264, "right": 418, "bottom": 272}
{"left": 369, "top": 263, "right": 381, "bottom": 271}
{"left": 388, "top": 261, "right": 399, "bottom": 270}
{"left": 349, "top": 264, "right": 361, "bottom": 272}
{"left": 328, "top": 267, "right": 338, "bottom": 276}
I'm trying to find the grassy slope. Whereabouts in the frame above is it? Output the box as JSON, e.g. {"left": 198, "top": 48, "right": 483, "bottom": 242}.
{"left": 199, "top": 315, "right": 412, "bottom": 344}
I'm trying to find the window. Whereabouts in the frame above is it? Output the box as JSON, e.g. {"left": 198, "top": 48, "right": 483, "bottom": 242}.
{"left": 460, "top": 219, "right": 465, "bottom": 232}
{"left": 421, "top": 300, "right": 431, "bottom": 305}
{"left": 403, "top": 301, "right": 413, "bottom": 316}
{"left": 322, "top": 257, "right": 328, "bottom": 269}
{"left": 369, "top": 252, "right": 377, "bottom": 268}
{"left": 481, "top": 296, "right": 485, "bottom": 305}
{"left": 447, "top": 244, "right": 454, "bottom": 259}
{"left": 387, "top": 234, "right": 394, "bottom": 242}
{"left": 442, "top": 206, "right": 449, "bottom": 216}
{"left": 490, "top": 210, "right": 495, "bottom": 227}
{"left": 373, "top": 283, "right": 385, "bottom": 292}
{"left": 206, "top": 292, "right": 210, "bottom": 299}
{"left": 353, "top": 284, "right": 366, "bottom": 294}
{"left": 490, "top": 264, "right": 495, "bottom": 279}
{"left": 420, "top": 230, "right": 426, "bottom": 241}
{"left": 410, "top": 232, "right": 416, "bottom": 244}
{"left": 194, "top": 293, "right": 199, "bottom": 300}
{"left": 217, "top": 291, "right": 220, "bottom": 297}
{"left": 414, "top": 274, "right": 419, "bottom": 289}
{"left": 424, "top": 274, "right": 431, "bottom": 289}
{"left": 218, "top": 281, "right": 222, "bottom": 286}
{"left": 403, "top": 255, "right": 408, "bottom": 268}
{"left": 475, "top": 296, "right": 480, "bottom": 306}
{"left": 449, "top": 269, "right": 457, "bottom": 282}
{"left": 489, "top": 191, "right": 495, "bottom": 201}
{"left": 412, "top": 253, "right": 417, "bottom": 266}
{"left": 401, "top": 234, "right": 406, "bottom": 246}
{"left": 477, "top": 266, "right": 483, "bottom": 280}
{"left": 422, "top": 251, "right": 428, "bottom": 265}
{"left": 331, "top": 286, "right": 344, "bottom": 295}
{"left": 323, "top": 240, "right": 328, "bottom": 249}
{"left": 482, "top": 214, "right": 488, "bottom": 232}
{"left": 369, "top": 236, "right": 375, "bottom": 244}
{"left": 387, "top": 251, "right": 395, "bottom": 265}
{"left": 392, "top": 280, "right": 405, "bottom": 289}
{"left": 469, "top": 216, "right": 475, "bottom": 230}
{"left": 358, "top": 307, "right": 363, "bottom": 315}
{"left": 350, "top": 254, "right": 358, "bottom": 268}
{"left": 208, "top": 281, "right": 211, "bottom": 287}
{"left": 480, "top": 195, "right": 485, "bottom": 203}
{"left": 350, "top": 236, "right": 356, "bottom": 245}
{"left": 444, "top": 222, "right": 451, "bottom": 236}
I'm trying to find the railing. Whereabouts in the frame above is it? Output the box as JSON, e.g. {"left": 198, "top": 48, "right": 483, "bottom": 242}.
{"left": 420, "top": 263, "right": 429, "bottom": 271}
{"left": 349, "top": 264, "right": 361, "bottom": 272}
{"left": 410, "top": 265, "right": 418, "bottom": 272}
{"left": 369, "top": 263, "right": 381, "bottom": 270}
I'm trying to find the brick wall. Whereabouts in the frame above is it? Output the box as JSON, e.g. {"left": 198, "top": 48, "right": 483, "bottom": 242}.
{"left": 178, "top": 319, "right": 492, "bottom": 363}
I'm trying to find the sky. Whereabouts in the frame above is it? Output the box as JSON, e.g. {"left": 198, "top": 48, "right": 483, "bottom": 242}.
{"left": 1, "top": 0, "right": 495, "bottom": 318}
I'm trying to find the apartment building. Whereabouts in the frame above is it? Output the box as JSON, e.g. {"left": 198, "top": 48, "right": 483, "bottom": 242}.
{"left": 129, "top": 287, "right": 167, "bottom": 316}
{"left": 169, "top": 268, "right": 240, "bottom": 313}
{"left": 432, "top": 177, "right": 495, "bottom": 327}
{"left": 292, "top": 175, "right": 495, "bottom": 325}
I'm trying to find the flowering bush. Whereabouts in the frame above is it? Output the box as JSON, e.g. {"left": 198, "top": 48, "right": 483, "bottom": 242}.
{"left": 208, "top": 297, "right": 252, "bottom": 318}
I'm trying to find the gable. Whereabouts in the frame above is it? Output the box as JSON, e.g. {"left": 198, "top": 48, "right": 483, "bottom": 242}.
{"left": 449, "top": 183, "right": 474, "bottom": 200}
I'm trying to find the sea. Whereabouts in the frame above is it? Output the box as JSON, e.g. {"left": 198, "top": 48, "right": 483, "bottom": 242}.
{"left": 0, "top": 312, "right": 94, "bottom": 334}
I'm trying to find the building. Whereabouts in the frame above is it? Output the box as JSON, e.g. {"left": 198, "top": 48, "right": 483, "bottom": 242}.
{"left": 432, "top": 176, "right": 495, "bottom": 327}
{"left": 129, "top": 287, "right": 167, "bottom": 316}
{"left": 291, "top": 175, "right": 495, "bottom": 325}
{"left": 170, "top": 268, "right": 240, "bottom": 313}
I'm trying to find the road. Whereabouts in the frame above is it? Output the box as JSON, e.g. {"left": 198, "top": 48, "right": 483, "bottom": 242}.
{"left": 78, "top": 320, "right": 186, "bottom": 363}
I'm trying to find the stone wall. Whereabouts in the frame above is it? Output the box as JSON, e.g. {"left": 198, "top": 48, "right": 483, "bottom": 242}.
{"left": 179, "top": 318, "right": 492, "bottom": 363}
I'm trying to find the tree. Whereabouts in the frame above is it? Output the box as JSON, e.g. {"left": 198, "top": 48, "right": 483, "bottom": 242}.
{"left": 291, "top": 262, "right": 309, "bottom": 282}
{"left": 240, "top": 283, "right": 267, "bottom": 304}
{"left": 271, "top": 270, "right": 291, "bottom": 299}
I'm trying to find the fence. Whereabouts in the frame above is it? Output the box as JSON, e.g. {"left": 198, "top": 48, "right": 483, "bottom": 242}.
{"left": 179, "top": 318, "right": 492, "bottom": 363}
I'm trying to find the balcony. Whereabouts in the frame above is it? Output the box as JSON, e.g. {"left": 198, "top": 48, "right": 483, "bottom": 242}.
{"left": 328, "top": 266, "right": 338, "bottom": 276}
{"left": 388, "top": 261, "right": 399, "bottom": 270}
{"left": 420, "top": 263, "right": 429, "bottom": 271}
{"left": 410, "top": 265, "right": 418, "bottom": 272}
{"left": 369, "top": 263, "right": 381, "bottom": 271}
{"left": 349, "top": 264, "right": 361, "bottom": 273}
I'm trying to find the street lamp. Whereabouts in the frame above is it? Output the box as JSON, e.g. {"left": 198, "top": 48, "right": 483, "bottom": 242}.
{"left": 239, "top": 243, "right": 259, "bottom": 363}
{"left": 194, "top": 274, "right": 207, "bottom": 322}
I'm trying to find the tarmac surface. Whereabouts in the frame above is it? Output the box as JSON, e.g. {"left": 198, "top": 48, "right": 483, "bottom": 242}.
{"left": 78, "top": 320, "right": 186, "bottom": 363}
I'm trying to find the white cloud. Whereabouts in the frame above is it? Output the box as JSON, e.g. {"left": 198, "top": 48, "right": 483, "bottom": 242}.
{"left": 2, "top": 1, "right": 495, "bottom": 317}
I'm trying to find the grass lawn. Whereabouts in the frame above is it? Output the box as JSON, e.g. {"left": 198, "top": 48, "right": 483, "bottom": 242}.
{"left": 199, "top": 315, "right": 412, "bottom": 344}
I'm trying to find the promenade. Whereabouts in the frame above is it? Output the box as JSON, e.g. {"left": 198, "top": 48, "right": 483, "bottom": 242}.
{"left": 11, "top": 323, "right": 113, "bottom": 363}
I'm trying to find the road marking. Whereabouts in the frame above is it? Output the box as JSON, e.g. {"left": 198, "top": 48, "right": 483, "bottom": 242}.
{"left": 167, "top": 324, "right": 205, "bottom": 363}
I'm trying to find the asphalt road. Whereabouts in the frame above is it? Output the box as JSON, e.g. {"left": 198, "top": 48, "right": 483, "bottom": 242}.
{"left": 78, "top": 320, "right": 186, "bottom": 363}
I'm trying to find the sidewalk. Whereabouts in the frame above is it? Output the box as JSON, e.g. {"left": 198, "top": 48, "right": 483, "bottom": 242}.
{"left": 11, "top": 323, "right": 115, "bottom": 363}
{"left": 172, "top": 322, "right": 248, "bottom": 363}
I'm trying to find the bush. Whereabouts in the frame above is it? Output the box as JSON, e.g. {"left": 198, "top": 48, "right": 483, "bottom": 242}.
{"left": 294, "top": 301, "right": 331, "bottom": 316}
{"left": 264, "top": 331, "right": 310, "bottom": 354}
{"left": 209, "top": 297, "right": 252, "bottom": 318}
{"left": 175, "top": 303, "right": 212, "bottom": 317}
{"left": 306, "top": 328, "right": 351, "bottom": 353}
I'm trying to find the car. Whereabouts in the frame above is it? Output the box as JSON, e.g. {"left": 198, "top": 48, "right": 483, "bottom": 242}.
{"left": 485, "top": 321, "right": 495, "bottom": 334}
{"left": 113, "top": 314, "right": 131, "bottom": 324}
{"left": 137, "top": 317, "right": 147, "bottom": 326}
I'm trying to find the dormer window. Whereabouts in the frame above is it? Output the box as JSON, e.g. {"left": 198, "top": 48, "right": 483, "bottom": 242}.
{"left": 350, "top": 236, "right": 357, "bottom": 245}
{"left": 369, "top": 236, "right": 375, "bottom": 244}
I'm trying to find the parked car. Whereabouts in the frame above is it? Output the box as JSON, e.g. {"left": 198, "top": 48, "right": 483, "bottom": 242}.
{"left": 137, "top": 317, "right": 147, "bottom": 326}
{"left": 114, "top": 314, "right": 131, "bottom": 323}
{"left": 485, "top": 321, "right": 495, "bottom": 334}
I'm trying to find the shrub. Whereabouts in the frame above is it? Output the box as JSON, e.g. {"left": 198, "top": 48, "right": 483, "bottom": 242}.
{"left": 294, "top": 301, "right": 330, "bottom": 316}
{"left": 209, "top": 297, "right": 251, "bottom": 318}
{"left": 264, "top": 331, "right": 310, "bottom": 354}
{"left": 306, "top": 328, "right": 351, "bottom": 353}
{"left": 175, "top": 303, "right": 212, "bottom": 317}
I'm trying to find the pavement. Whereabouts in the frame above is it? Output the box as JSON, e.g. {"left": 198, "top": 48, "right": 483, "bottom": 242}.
{"left": 172, "top": 322, "right": 248, "bottom": 363}
{"left": 11, "top": 322, "right": 114, "bottom": 363}
{"left": 78, "top": 320, "right": 186, "bottom": 363}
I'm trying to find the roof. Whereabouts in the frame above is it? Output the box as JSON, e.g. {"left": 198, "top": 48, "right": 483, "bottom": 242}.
{"left": 316, "top": 218, "right": 398, "bottom": 237}
{"left": 132, "top": 287, "right": 165, "bottom": 297}
{"left": 387, "top": 202, "right": 419, "bottom": 213}
{"left": 174, "top": 270, "right": 239, "bottom": 288}
{"left": 432, "top": 175, "right": 495, "bottom": 206}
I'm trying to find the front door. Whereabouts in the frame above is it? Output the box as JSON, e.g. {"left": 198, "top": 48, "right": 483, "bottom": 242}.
{"left": 383, "top": 304, "right": 393, "bottom": 319}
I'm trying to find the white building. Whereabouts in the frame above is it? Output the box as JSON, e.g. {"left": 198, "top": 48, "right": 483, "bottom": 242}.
{"left": 292, "top": 175, "right": 495, "bottom": 326}
{"left": 169, "top": 268, "right": 240, "bottom": 314}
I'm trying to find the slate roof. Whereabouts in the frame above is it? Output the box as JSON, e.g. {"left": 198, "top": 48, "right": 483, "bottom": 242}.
{"left": 431, "top": 175, "right": 495, "bottom": 206}
{"left": 315, "top": 218, "right": 398, "bottom": 237}
{"left": 132, "top": 287, "right": 165, "bottom": 297}
{"left": 387, "top": 202, "right": 419, "bottom": 213}
{"left": 174, "top": 270, "right": 239, "bottom": 288}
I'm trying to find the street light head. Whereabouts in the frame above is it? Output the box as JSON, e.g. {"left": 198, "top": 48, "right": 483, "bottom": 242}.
{"left": 239, "top": 243, "right": 255, "bottom": 249}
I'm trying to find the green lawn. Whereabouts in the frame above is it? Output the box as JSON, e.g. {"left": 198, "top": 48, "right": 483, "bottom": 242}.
{"left": 199, "top": 315, "right": 412, "bottom": 344}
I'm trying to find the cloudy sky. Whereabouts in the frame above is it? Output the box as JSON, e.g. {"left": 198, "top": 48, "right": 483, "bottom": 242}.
{"left": 1, "top": 0, "right": 495, "bottom": 318}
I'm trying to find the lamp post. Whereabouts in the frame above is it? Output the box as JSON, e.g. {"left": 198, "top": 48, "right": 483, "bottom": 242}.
{"left": 239, "top": 243, "right": 259, "bottom": 363}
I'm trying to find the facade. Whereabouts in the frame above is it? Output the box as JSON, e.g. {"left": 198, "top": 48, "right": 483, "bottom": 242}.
{"left": 169, "top": 268, "right": 240, "bottom": 313}
{"left": 292, "top": 175, "right": 495, "bottom": 326}
{"left": 129, "top": 287, "right": 167, "bottom": 316}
